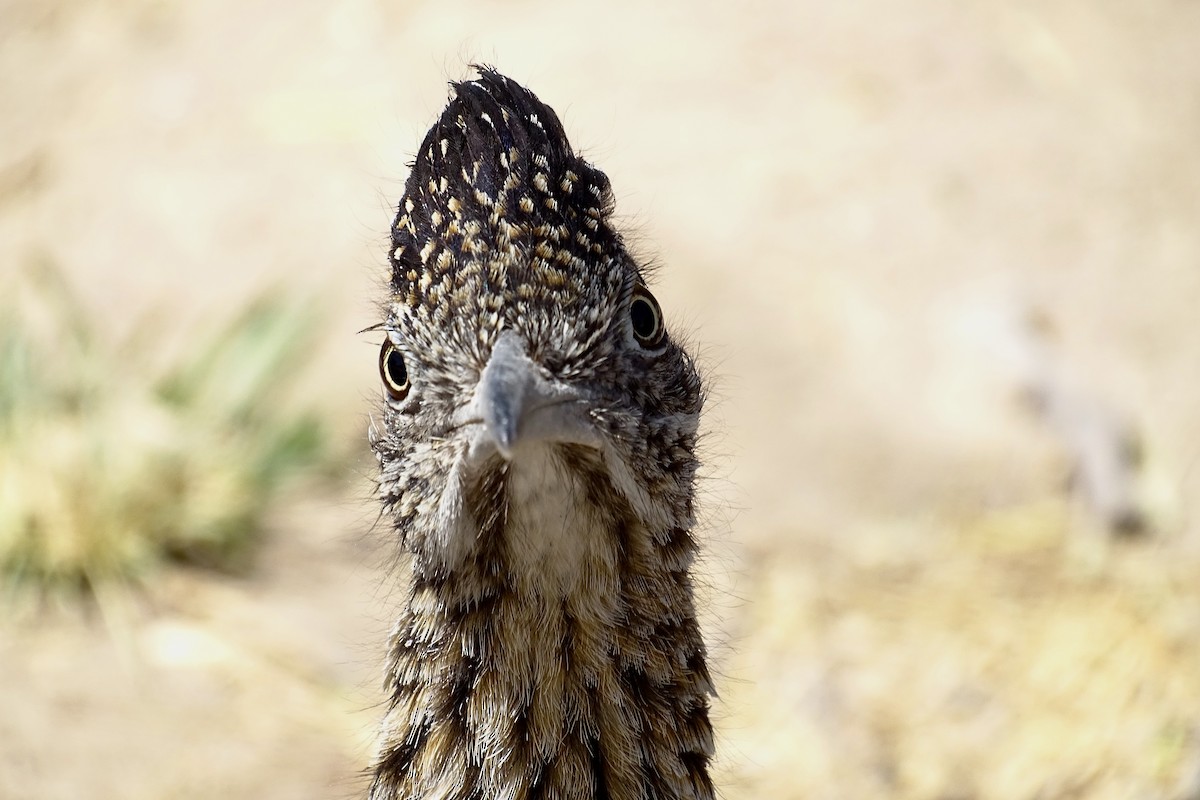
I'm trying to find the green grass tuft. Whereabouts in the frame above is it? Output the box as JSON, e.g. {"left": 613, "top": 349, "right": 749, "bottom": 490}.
{"left": 0, "top": 260, "right": 334, "bottom": 603}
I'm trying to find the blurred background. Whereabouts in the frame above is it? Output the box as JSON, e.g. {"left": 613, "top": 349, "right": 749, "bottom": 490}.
{"left": 3, "top": 0, "right": 1200, "bottom": 798}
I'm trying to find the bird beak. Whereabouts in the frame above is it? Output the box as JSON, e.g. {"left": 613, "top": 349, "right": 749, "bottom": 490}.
{"left": 476, "top": 332, "right": 532, "bottom": 458}
{"left": 465, "top": 331, "right": 597, "bottom": 462}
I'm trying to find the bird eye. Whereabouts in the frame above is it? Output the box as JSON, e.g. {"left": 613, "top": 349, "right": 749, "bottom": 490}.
{"left": 380, "top": 342, "right": 410, "bottom": 402}
{"left": 630, "top": 285, "right": 666, "bottom": 348}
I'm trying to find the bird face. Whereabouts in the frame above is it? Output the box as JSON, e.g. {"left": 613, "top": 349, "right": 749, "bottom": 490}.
{"left": 371, "top": 69, "right": 704, "bottom": 580}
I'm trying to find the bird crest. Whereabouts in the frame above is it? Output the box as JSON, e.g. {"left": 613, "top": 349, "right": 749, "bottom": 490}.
{"left": 390, "top": 67, "right": 621, "bottom": 332}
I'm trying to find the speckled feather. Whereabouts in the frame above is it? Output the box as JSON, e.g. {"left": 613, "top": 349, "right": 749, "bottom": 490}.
{"left": 370, "top": 67, "right": 714, "bottom": 800}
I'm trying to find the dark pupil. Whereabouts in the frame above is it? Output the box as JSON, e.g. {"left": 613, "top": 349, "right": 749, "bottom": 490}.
{"left": 631, "top": 298, "right": 658, "bottom": 340}
{"left": 386, "top": 348, "right": 408, "bottom": 387}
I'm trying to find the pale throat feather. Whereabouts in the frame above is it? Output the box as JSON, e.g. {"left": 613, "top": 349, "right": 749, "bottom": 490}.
{"left": 503, "top": 446, "right": 622, "bottom": 598}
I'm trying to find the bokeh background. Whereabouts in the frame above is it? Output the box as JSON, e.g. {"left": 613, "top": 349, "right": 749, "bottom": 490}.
{"left": 4, "top": 1, "right": 1200, "bottom": 798}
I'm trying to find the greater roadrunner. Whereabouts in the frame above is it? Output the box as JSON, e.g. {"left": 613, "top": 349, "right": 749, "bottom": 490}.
{"left": 367, "top": 67, "right": 714, "bottom": 800}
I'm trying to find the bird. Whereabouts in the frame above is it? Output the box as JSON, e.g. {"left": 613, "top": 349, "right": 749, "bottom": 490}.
{"left": 367, "top": 66, "right": 715, "bottom": 800}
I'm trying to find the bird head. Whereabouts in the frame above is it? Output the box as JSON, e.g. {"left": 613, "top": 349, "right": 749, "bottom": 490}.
{"left": 372, "top": 68, "right": 703, "bottom": 579}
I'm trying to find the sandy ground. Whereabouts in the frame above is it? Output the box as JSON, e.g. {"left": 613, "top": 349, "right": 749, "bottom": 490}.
{"left": 4, "top": 0, "right": 1200, "bottom": 797}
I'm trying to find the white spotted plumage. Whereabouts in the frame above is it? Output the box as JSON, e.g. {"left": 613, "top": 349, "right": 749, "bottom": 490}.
{"left": 367, "top": 66, "right": 713, "bottom": 800}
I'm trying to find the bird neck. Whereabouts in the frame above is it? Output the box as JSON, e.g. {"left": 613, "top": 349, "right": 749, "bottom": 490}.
{"left": 369, "top": 462, "right": 715, "bottom": 800}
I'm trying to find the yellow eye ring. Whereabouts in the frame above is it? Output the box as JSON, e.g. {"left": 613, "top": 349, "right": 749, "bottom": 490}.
{"left": 380, "top": 342, "right": 410, "bottom": 401}
{"left": 630, "top": 285, "right": 666, "bottom": 348}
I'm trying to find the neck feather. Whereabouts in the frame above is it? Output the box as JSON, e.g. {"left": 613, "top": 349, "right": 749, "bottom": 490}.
{"left": 369, "top": 454, "right": 715, "bottom": 800}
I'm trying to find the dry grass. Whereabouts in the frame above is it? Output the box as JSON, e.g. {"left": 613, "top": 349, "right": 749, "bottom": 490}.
{"left": 716, "top": 502, "right": 1200, "bottom": 799}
